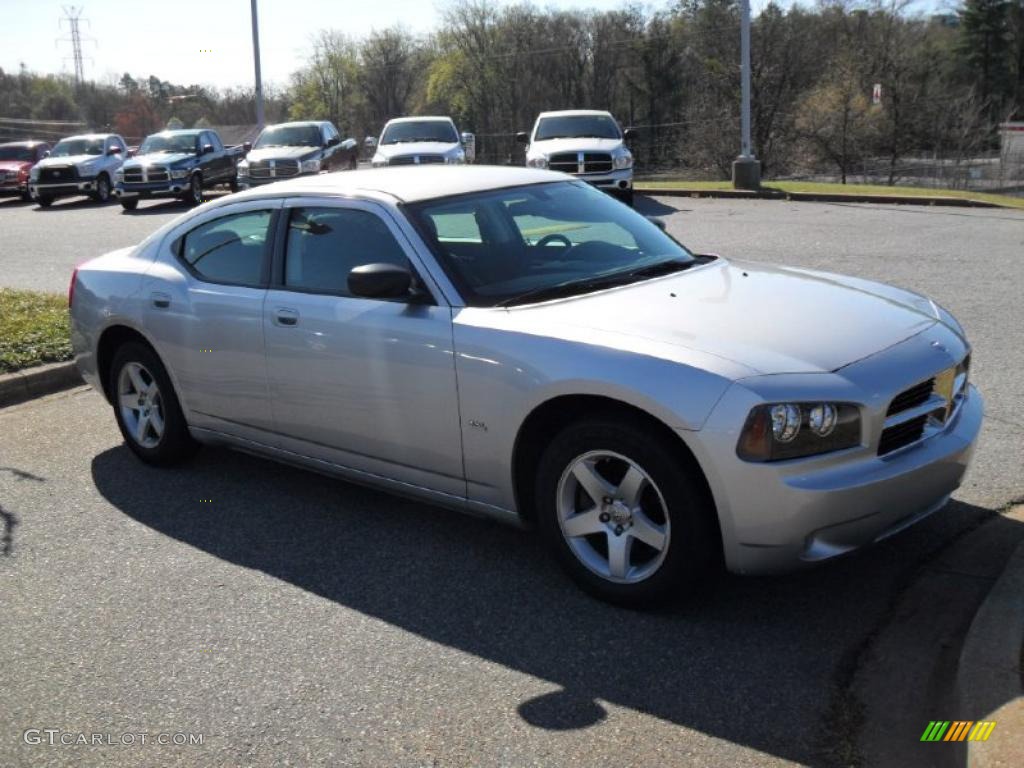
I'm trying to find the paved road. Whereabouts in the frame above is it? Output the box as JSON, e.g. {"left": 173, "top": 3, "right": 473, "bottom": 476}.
{"left": 2, "top": 194, "right": 1023, "bottom": 767}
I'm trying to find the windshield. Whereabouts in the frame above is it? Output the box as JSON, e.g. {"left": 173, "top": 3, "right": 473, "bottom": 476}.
{"left": 139, "top": 133, "right": 198, "bottom": 155}
{"left": 535, "top": 115, "right": 621, "bottom": 141}
{"left": 408, "top": 181, "right": 696, "bottom": 307}
{"left": 0, "top": 145, "right": 34, "bottom": 161}
{"left": 51, "top": 138, "right": 105, "bottom": 157}
{"left": 254, "top": 124, "right": 321, "bottom": 148}
{"left": 381, "top": 120, "right": 457, "bottom": 145}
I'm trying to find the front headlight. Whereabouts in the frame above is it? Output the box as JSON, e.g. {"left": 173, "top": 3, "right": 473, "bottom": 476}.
{"left": 30, "top": 167, "right": 40, "bottom": 180}
{"left": 169, "top": 169, "right": 189, "bottom": 179}
{"left": 371, "top": 154, "right": 387, "bottom": 168}
{"left": 237, "top": 160, "right": 249, "bottom": 176}
{"left": 613, "top": 150, "right": 634, "bottom": 170}
{"left": 301, "top": 158, "right": 321, "bottom": 173}
{"left": 737, "top": 402, "right": 861, "bottom": 462}
{"left": 526, "top": 155, "right": 548, "bottom": 169}
{"left": 114, "top": 169, "right": 123, "bottom": 182}
{"left": 446, "top": 151, "right": 466, "bottom": 165}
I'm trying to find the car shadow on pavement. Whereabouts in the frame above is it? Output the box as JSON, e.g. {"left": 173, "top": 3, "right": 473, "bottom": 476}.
{"left": 633, "top": 194, "right": 681, "bottom": 217}
{"left": 0, "top": 466, "right": 45, "bottom": 556}
{"left": 90, "top": 444, "right": 1013, "bottom": 766}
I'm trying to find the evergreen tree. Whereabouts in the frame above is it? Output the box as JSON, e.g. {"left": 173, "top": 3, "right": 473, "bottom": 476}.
{"left": 957, "top": 0, "right": 1013, "bottom": 115}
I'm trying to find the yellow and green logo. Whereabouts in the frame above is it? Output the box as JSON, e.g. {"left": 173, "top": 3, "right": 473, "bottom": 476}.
{"left": 920, "top": 721, "right": 996, "bottom": 742}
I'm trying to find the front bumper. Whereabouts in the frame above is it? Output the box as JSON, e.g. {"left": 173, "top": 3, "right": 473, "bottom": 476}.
{"left": 114, "top": 180, "right": 187, "bottom": 199}
{"left": 29, "top": 174, "right": 99, "bottom": 197}
{"left": 687, "top": 323, "right": 983, "bottom": 574}
{"left": 238, "top": 171, "right": 312, "bottom": 189}
{"left": 573, "top": 167, "right": 633, "bottom": 192}
{"left": 0, "top": 178, "right": 28, "bottom": 195}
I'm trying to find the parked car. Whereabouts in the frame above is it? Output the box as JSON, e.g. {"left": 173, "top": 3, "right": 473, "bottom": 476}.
{"left": 114, "top": 129, "right": 247, "bottom": 210}
{"left": 517, "top": 110, "right": 636, "bottom": 205}
{"left": 238, "top": 121, "right": 357, "bottom": 188}
{"left": 371, "top": 116, "right": 475, "bottom": 166}
{"left": 69, "top": 167, "right": 981, "bottom": 606}
{"left": 28, "top": 133, "right": 127, "bottom": 206}
{"left": 0, "top": 140, "right": 50, "bottom": 202}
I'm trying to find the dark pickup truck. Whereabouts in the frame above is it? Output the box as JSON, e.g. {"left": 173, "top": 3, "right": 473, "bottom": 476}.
{"left": 238, "top": 121, "right": 357, "bottom": 188}
{"left": 114, "top": 129, "right": 248, "bottom": 210}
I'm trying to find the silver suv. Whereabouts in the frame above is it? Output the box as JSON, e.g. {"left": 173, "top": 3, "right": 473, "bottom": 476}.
{"left": 30, "top": 133, "right": 127, "bottom": 206}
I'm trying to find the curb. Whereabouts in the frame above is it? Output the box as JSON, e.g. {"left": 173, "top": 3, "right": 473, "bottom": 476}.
{"left": 636, "top": 187, "right": 1007, "bottom": 208}
{"left": 0, "top": 361, "right": 83, "bottom": 408}
{"left": 958, "top": 507, "right": 1024, "bottom": 768}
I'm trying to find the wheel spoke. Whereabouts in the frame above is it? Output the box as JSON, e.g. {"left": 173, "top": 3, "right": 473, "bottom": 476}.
{"left": 572, "top": 459, "right": 614, "bottom": 505}
{"left": 630, "top": 509, "right": 668, "bottom": 552}
{"left": 607, "top": 533, "right": 633, "bottom": 579}
{"left": 126, "top": 364, "right": 146, "bottom": 395}
{"left": 562, "top": 508, "right": 604, "bottom": 538}
{"left": 617, "top": 465, "right": 647, "bottom": 507}
{"left": 148, "top": 408, "right": 165, "bottom": 438}
{"left": 119, "top": 393, "right": 139, "bottom": 411}
{"left": 135, "top": 413, "right": 150, "bottom": 444}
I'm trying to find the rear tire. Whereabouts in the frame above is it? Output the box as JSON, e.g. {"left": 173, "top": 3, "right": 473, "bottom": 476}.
{"left": 120, "top": 198, "right": 138, "bottom": 211}
{"left": 92, "top": 173, "right": 111, "bottom": 203}
{"left": 110, "top": 342, "right": 198, "bottom": 466}
{"left": 535, "top": 416, "right": 716, "bottom": 607}
{"left": 228, "top": 174, "right": 239, "bottom": 193}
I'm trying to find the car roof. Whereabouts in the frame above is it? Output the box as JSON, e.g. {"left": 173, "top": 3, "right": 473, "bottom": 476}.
{"left": 384, "top": 116, "right": 455, "bottom": 125}
{"left": 226, "top": 165, "right": 567, "bottom": 204}
{"left": 56, "top": 133, "right": 118, "bottom": 141}
{"left": 262, "top": 121, "right": 326, "bottom": 129}
{"left": 536, "top": 110, "right": 615, "bottom": 120}
{"left": 149, "top": 129, "right": 202, "bottom": 137}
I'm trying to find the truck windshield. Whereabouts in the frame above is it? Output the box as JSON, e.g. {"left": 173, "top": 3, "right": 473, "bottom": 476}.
{"left": 535, "top": 115, "right": 621, "bottom": 141}
{"left": 139, "top": 133, "right": 199, "bottom": 154}
{"left": 51, "top": 138, "right": 104, "bottom": 157}
{"left": 255, "top": 124, "right": 321, "bottom": 148}
{"left": 0, "top": 145, "right": 34, "bottom": 161}
{"left": 381, "top": 120, "right": 457, "bottom": 144}
{"left": 408, "top": 181, "right": 697, "bottom": 307}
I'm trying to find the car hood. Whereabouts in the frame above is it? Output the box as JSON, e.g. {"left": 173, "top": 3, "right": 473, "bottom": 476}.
{"left": 36, "top": 154, "right": 102, "bottom": 169}
{"left": 0, "top": 159, "right": 32, "bottom": 172}
{"left": 245, "top": 146, "right": 319, "bottom": 162}
{"left": 490, "top": 259, "right": 942, "bottom": 376}
{"left": 529, "top": 137, "right": 624, "bottom": 156}
{"left": 124, "top": 153, "right": 194, "bottom": 168}
{"left": 376, "top": 141, "right": 459, "bottom": 158}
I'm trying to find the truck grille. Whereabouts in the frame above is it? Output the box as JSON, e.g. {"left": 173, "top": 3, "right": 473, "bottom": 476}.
{"left": 123, "top": 167, "right": 144, "bottom": 183}
{"left": 147, "top": 166, "right": 169, "bottom": 183}
{"left": 389, "top": 155, "right": 444, "bottom": 166}
{"left": 250, "top": 159, "right": 300, "bottom": 179}
{"left": 123, "top": 166, "right": 168, "bottom": 184}
{"left": 39, "top": 166, "right": 78, "bottom": 183}
{"left": 548, "top": 152, "right": 614, "bottom": 174}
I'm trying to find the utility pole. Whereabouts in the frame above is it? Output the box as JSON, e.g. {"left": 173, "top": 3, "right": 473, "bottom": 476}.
{"left": 250, "top": 0, "right": 265, "bottom": 129}
{"left": 57, "top": 6, "right": 94, "bottom": 85}
{"left": 732, "top": 0, "right": 761, "bottom": 189}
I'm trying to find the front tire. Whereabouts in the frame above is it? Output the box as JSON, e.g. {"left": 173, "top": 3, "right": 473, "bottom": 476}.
{"left": 535, "top": 417, "right": 716, "bottom": 606}
{"left": 120, "top": 198, "right": 138, "bottom": 211}
{"left": 92, "top": 173, "right": 111, "bottom": 203}
{"left": 36, "top": 195, "right": 54, "bottom": 208}
{"left": 110, "top": 342, "right": 198, "bottom": 466}
{"left": 228, "top": 174, "right": 239, "bottom": 193}
{"left": 184, "top": 173, "right": 203, "bottom": 206}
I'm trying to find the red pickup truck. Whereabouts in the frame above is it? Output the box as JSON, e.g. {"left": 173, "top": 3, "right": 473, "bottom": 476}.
{"left": 0, "top": 141, "right": 50, "bottom": 201}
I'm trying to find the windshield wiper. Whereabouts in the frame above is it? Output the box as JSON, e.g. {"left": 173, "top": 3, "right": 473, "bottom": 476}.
{"left": 495, "top": 260, "right": 694, "bottom": 308}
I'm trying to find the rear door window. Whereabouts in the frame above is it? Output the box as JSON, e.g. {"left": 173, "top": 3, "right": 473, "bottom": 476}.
{"left": 180, "top": 209, "right": 273, "bottom": 286}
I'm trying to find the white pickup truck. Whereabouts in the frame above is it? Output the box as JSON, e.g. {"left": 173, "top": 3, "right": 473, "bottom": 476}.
{"left": 517, "top": 110, "right": 636, "bottom": 205}
{"left": 371, "top": 116, "right": 475, "bottom": 167}
{"left": 29, "top": 133, "right": 128, "bottom": 206}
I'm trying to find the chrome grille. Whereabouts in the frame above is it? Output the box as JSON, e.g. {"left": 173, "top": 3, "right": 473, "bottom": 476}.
{"left": 387, "top": 155, "right": 443, "bottom": 166}
{"left": 547, "top": 152, "right": 614, "bottom": 174}
{"left": 123, "top": 167, "right": 144, "bottom": 183}
{"left": 548, "top": 153, "right": 579, "bottom": 173}
{"left": 250, "top": 159, "right": 300, "bottom": 179}
{"left": 877, "top": 356, "right": 970, "bottom": 456}
{"left": 146, "top": 166, "right": 169, "bottom": 183}
{"left": 583, "top": 152, "right": 613, "bottom": 173}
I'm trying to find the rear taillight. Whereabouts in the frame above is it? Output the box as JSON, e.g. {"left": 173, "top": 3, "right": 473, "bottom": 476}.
{"left": 68, "top": 267, "right": 79, "bottom": 308}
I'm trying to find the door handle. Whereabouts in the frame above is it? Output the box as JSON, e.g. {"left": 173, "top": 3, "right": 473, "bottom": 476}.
{"left": 151, "top": 292, "right": 170, "bottom": 309}
{"left": 274, "top": 308, "right": 299, "bottom": 326}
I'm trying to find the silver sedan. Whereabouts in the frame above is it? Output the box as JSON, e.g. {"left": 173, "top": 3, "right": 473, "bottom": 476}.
{"left": 69, "top": 167, "right": 983, "bottom": 605}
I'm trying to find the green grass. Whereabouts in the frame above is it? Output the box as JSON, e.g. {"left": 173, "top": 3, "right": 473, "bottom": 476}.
{"left": 634, "top": 179, "right": 1024, "bottom": 210}
{"left": 0, "top": 289, "right": 73, "bottom": 374}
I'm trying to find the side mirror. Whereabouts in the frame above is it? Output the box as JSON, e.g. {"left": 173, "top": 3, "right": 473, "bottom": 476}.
{"left": 107, "top": 146, "right": 122, "bottom": 156}
{"left": 42, "top": 150, "right": 51, "bottom": 158}
{"left": 201, "top": 143, "right": 214, "bottom": 155}
{"left": 242, "top": 141, "right": 252, "bottom": 152}
{"left": 646, "top": 215, "right": 666, "bottom": 231}
{"left": 623, "top": 128, "right": 637, "bottom": 142}
{"left": 326, "top": 136, "right": 340, "bottom": 147}
{"left": 348, "top": 263, "right": 412, "bottom": 299}
{"left": 515, "top": 131, "right": 529, "bottom": 145}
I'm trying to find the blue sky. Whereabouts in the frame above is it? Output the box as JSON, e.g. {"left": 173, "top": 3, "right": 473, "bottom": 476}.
{"left": 1, "top": 0, "right": 952, "bottom": 91}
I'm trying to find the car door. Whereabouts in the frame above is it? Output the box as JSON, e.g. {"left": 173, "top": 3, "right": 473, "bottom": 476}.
{"left": 262, "top": 198, "right": 465, "bottom": 498}
{"left": 141, "top": 199, "right": 281, "bottom": 441}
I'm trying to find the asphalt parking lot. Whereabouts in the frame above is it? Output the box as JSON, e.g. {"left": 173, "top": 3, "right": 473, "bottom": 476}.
{"left": 2, "top": 192, "right": 1024, "bottom": 767}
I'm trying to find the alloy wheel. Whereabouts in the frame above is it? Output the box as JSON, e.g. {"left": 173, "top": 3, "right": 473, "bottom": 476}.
{"left": 556, "top": 450, "right": 671, "bottom": 584}
{"left": 117, "top": 362, "right": 165, "bottom": 449}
